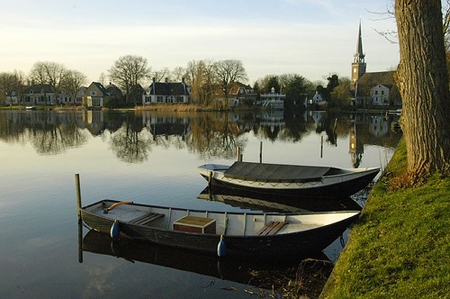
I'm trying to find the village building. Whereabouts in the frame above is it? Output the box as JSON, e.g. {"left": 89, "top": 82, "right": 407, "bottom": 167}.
{"left": 5, "top": 90, "right": 20, "bottom": 105}
{"left": 82, "top": 82, "right": 110, "bottom": 109}
{"left": 350, "top": 21, "right": 401, "bottom": 108}
{"left": 227, "top": 83, "right": 258, "bottom": 107}
{"left": 259, "top": 87, "right": 285, "bottom": 109}
{"left": 142, "top": 78, "right": 190, "bottom": 104}
{"left": 105, "top": 83, "right": 124, "bottom": 103}
{"left": 23, "top": 84, "right": 56, "bottom": 106}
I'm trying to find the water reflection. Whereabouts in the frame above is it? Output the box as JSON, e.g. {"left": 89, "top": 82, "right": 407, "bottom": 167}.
{"left": 198, "top": 186, "right": 363, "bottom": 213}
{"left": 0, "top": 110, "right": 401, "bottom": 164}
{"left": 80, "top": 228, "right": 331, "bottom": 297}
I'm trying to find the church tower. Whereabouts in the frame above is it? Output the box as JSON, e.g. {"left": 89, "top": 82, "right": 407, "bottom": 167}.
{"left": 351, "top": 20, "right": 366, "bottom": 90}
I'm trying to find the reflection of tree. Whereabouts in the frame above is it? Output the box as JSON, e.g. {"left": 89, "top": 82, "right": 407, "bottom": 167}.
{"left": 28, "top": 113, "right": 87, "bottom": 155}
{"left": 253, "top": 111, "right": 310, "bottom": 143}
{"left": 110, "top": 116, "right": 151, "bottom": 163}
{"left": 1, "top": 111, "right": 402, "bottom": 163}
{"left": 187, "top": 113, "right": 246, "bottom": 160}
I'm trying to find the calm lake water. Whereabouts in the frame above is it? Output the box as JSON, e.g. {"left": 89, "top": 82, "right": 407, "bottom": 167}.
{"left": 0, "top": 109, "right": 401, "bottom": 299}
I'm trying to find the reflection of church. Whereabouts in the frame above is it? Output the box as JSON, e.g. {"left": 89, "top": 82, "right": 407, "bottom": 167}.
{"left": 349, "top": 121, "right": 364, "bottom": 168}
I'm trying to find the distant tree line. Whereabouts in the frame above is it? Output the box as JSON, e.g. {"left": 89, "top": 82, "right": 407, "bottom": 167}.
{"left": 0, "top": 55, "right": 352, "bottom": 109}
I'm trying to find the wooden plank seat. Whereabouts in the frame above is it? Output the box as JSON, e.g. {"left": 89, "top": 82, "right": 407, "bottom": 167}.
{"left": 130, "top": 212, "right": 164, "bottom": 225}
{"left": 257, "top": 221, "right": 285, "bottom": 236}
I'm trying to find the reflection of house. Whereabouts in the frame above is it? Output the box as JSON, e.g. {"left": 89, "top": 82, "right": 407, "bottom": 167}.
{"left": 350, "top": 21, "right": 401, "bottom": 107}
{"left": 142, "top": 78, "right": 190, "bottom": 104}
{"left": 368, "top": 115, "right": 390, "bottom": 137}
{"left": 23, "top": 84, "right": 56, "bottom": 105}
{"left": 82, "top": 110, "right": 106, "bottom": 135}
{"left": 82, "top": 82, "right": 109, "bottom": 109}
{"left": 142, "top": 113, "right": 190, "bottom": 140}
{"left": 260, "top": 87, "right": 285, "bottom": 109}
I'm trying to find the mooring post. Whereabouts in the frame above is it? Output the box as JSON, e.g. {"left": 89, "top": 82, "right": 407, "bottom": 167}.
{"left": 236, "top": 146, "right": 242, "bottom": 162}
{"left": 320, "top": 136, "right": 324, "bottom": 158}
{"left": 78, "top": 218, "right": 83, "bottom": 263}
{"left": 75, "top": 174, "right": 82, "bottom": 221}
{"left": 208, "top": 171, "right": 212, "bottom": 189}
{"left": 259, "top": 141, "right": 263, "bottom": 163}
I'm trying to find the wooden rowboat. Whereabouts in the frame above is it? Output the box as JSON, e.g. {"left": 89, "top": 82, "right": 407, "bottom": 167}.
{"left": 80, "top": 199, "right": 360, "bottom": 258}
{"left": 198, "top": 162, "right": 380, "bottom": 199}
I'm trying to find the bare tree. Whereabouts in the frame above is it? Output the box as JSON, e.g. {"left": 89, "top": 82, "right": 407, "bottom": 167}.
{"left": 0, "top": 72, "right": 20, "bottom": 104}
{"left": 185, "top": 59, "right": 217, "bottom": 106}
{"left": 171, "top": 66, "right": 187, "bottom": 82}
{"left": 152, "top": 67, "right": 171, "bottom": 82}
{"left": 214, "top": 59, "right": 248, "bottom": 108}
{"left": 108, "top": 55, "right": 152, "bottom": 104}
{"left": 61, "top": 70, "right": 87, "bottom": 105}
{"left": 29, "top": 61, "right": 67, "bottom": 105}
{"left": 395, "top": 0, "right": 450, "bottom": 180}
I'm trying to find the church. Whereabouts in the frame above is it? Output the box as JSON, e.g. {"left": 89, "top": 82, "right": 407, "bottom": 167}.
{"left": 350, "top": 21, "right": 401, "bottom": 107}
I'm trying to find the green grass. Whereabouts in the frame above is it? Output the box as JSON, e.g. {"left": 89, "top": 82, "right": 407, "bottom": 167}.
{"left": 320, "top": 139, "right": 450, "bottom": 298}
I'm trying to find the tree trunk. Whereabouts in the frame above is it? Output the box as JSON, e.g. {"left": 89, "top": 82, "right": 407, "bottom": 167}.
{"left": 395, "top": 0, "right": 450, "bottom": 178}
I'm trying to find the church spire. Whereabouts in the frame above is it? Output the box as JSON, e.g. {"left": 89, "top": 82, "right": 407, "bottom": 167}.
{"left": 354, "top": 20, "right": 365, "bottom": 63}
{"left": 351, "top": 19, "right": 367, "bottom": 90}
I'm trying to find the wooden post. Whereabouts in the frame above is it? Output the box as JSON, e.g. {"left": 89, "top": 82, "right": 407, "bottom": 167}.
{"left": 78, "top": 218, "right": 83, "bottom": 263}
{"left": 75, "top": 174, "right": 82, "bottom": 220}
{"left": 236, "top": 146, "right": 242, "bottom": 162}
{"left": 208, "top": 171, "right": 212, "bottom": 189}
{"left": 259, "top": 141, "right": 263, "bottom": 163}
{"left": 320, "top": 136, "right": 324, "bottom": 158}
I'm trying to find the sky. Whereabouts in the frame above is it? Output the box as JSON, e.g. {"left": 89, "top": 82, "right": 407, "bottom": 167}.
{"left": 0, "top": 0, "right": 399, "bottom": 85}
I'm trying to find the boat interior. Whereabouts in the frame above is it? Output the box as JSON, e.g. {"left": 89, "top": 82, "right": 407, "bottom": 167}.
{"left": 84, "top": 200, "right": 357, "bottom": 237}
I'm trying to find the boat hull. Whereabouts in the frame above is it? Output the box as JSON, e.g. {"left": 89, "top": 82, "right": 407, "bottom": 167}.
{"left": 198, "top": 163, "right": 379, "bottom": 199}
{"left": 81, "top": 200, "right": 360, "bottom": 259}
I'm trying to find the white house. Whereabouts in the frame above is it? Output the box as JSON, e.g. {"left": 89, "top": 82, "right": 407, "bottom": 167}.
{"left": 260, "top": 87, "right": 285, "bottom": 109}
{"left": 142, "top": 78, "right": 190, "bottom": 104}
{"left": 370, "top": 84, "right": 391, "bottom": 106}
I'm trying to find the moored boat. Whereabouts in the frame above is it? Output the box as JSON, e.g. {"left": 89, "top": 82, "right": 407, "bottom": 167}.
{"left": 198, "top": 162, "right": 380, "bottom": 199}
{"left": 80, "top": 199, "right": 360, "bottom": 259}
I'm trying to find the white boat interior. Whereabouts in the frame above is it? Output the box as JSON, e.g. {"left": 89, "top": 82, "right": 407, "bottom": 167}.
{"left": 84, "top": 200, "right": 359, "bottom": 237}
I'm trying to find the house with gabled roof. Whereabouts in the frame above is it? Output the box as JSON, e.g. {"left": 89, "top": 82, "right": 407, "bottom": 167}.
{"left": 142, "top": 78, "right": 190, "bottom": 104}
{"left": 82, "top": 82, "right": 110, "bottom": 108}
{"left": 105, "top": 83, "right": 124, "bottom": 103}
{"left": 228, "top": 82, "right": 257, "bottom": 105}
{"left": 22, "top": 84, "right": 56, "bottom": 105}
{"left": 354, "top": 71, "right": 400, "bottom": 107}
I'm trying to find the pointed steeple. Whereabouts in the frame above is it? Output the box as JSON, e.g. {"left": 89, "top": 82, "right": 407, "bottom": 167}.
{"left": 351, "top": 19, "right": 367, "bottom": 90}
{"left": 354, "top": 20, "right": 365, "bottom": 63}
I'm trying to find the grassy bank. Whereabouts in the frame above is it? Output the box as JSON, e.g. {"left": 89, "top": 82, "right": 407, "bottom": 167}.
{"left": 320, "top": 138, "right": 450, "bottom": 298}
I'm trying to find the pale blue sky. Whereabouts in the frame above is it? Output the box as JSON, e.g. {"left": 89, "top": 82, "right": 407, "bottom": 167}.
{"left": 0, "top": 0, "right": 399, "bottom": 84}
